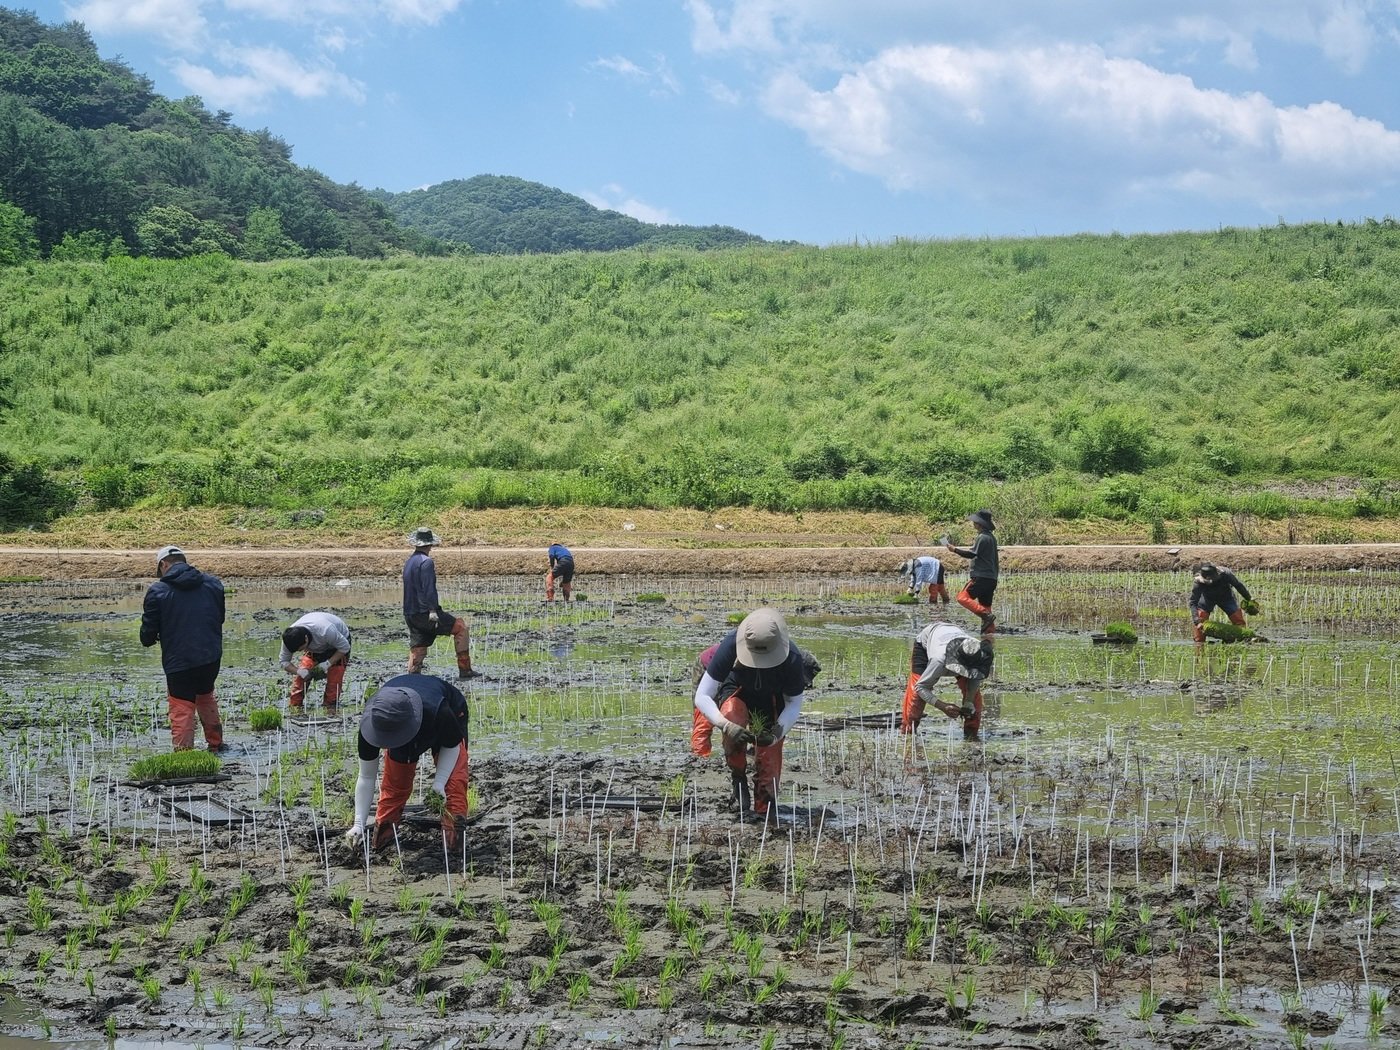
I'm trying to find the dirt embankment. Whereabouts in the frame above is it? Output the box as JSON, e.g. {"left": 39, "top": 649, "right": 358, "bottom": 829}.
{"left": 1, "top": 541, "right": 1399, "bottom": 580}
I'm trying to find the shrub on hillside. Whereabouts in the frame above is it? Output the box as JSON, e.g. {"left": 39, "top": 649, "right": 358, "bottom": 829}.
{"left": 1074, "top": 407, "right": 1153, "bottom": 475}
{"left": 0, "top": 454, "right": 75, "bottom": 525}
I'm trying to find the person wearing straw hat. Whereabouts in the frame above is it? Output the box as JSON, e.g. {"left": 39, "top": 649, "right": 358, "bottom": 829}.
{"left": 944, "top": 509, "right": 999, "bottom": 634}
{"left": 899, "top": 621, "right": 994, "bottom": 741}
{"left": 898, "top": 555, "right": 950, "bottom": 604}
{"left": 689, "top": 641, "right": 820, "bottom": 758}
{"left": 692, "top": 608, "right": 813, "bottom": 820}
{"left": 402, "top": 526, "right": 480, "bottom": 680}
{"left": 545, "top": 543, "right": 576, "bottom": 603}
{"left": 344, "top": 674, "right": 470, "bottom": 851}
{"left": 1189, "top": 562, "right": 1255, "bottom": 643}
{"left": 276, "top": 611, "right": 352, "bottom": 711}
{"left": 140, "top": 545, "right": 228, "bottom": 753}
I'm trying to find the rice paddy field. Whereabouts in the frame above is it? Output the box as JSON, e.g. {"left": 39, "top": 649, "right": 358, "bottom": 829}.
{"left": 0, "top": 566, "right": 1398, "bottom": 1049}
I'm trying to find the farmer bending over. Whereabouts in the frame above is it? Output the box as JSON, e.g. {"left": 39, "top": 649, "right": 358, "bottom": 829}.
{"left": 900, "top": 621, "right": 994, "bottom": 741}
{"left": 345, "top": 675, "right": 469, "bottom": 851}
{"left": 545, "top": 543, "right": 575, "bottom": 602}
{"left": 140, "top": 545, "right": 227, "bottom": 753}
{"left": 403, "top": 526, "right": 480, "bottom": 680}
{"left": 898, "top": 555, "right": 950, "bottom": 604}
{"left": 944, "top": 509, "right": 998, "bottom": 634}
{"left": 277, "top": 611, "right": 351, "bottom": 711}
{"left": 1189, "top": 563, "right": 1254, "bottom": 643}
{"left": 690, "top": 640, "right": 819, "bottom": 758}
{"left": 692, "top": 608, "right": 812, "bottom": 820}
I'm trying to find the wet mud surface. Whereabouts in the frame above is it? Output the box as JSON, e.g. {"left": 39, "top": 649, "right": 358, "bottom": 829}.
{"left": 0, "top": 572, "right": 1398, "bottom": 1048}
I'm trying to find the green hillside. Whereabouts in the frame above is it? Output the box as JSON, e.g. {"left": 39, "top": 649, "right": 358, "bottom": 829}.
{"left": 370, "top": 175, "right": 766, "bottom": 253}
{"left": 2, "top": 222, "right": 1398, "bottom": 529}
{"left": 0, "top": 6, "right": 441, "bottom": 260}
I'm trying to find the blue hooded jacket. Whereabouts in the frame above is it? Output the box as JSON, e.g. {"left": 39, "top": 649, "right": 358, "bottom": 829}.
{"left": 140, "top": 561, "right": 225, "bottom": 673}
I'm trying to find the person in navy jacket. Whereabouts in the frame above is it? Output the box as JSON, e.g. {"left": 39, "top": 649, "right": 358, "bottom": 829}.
{"left": 139, "top": 545, "right": 226, "bottom": 752}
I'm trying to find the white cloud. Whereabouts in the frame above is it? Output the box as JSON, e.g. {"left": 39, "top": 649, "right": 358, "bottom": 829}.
{"left": 68, "top": 0, "right": 208, "bottom": 50}
{"left": 582, "top": 185, "right": 677, "bottom": 224}
{"left": 762, "top": 43, "right": 1400, "bottom": 208}
{"left": 686, "top": 0, "right": 1396, "bottom": 75}
{"left": 703, "top": 76, "right": 743, "bottom": 105}
{"left": 568, "top": 0, "right": 616, "bottom": 8}
{"left": 379, "top": 0, "right": 465, "bottom": 25}
{"left": 172, "top": 45, "right": 366, "bottom": 110}
{"left": 590, "top": 54, "right": 680, "bottom": 95}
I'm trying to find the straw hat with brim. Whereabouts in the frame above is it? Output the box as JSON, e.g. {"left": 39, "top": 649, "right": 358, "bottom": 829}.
{"left": 360, "top": 686, "right": 424, "bottom": 749}
{"left": 898, "top": 559, "right": 913, "bottom": 576}
{"left": 944, "top": 637, "right": 994, "bottom": 681}
{"left": 406, "top": 527, "right": 441, "bottom": 548}
{"left": 967, "top": 510, "right": 995, "bottom": 532}
{"left": 735, "top": 608, "right": 791, "bottom": 669}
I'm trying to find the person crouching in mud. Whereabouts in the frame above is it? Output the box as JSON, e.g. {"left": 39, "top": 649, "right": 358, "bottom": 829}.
{"left": 689, "top": 642, "right": 820, "bottom": 758}
{"left": 692, "top": 608, "right": 812, "bottom": 821}
{"left": 1189, "top": 562, "right": 1255, "bottom": 643}
{"left": 899, "top": 621, "right": 994, "bottom": 741}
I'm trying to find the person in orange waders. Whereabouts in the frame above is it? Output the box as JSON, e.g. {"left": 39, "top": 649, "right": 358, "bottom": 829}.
{"left": 1189, "top": 563, "right": 1255, "bottom": 643}
{"left": 944, "top": 509, "right": 999, "bottom": 634}
{"left": 402, "top": 527, "right": 481, "bottom": 680}
{"left": 689, "top": 642, "right": 820, "bottom": 758}
{"left": 692, "top": 608, "right": 813, "bottom": 821}
{"left": 898, "top": 556, "right": 950, "bottom": 604}
{"left": 545, "top": 543, "right": 575, "bottom": 602}
{"left": 139, "top": 545, "right": 227, "bottom": 753}
{"left": 899, "top": 621, "right": 995, "bottom": 741}
{"left": 277, "top": 611, "right": 351, "bottom": 711}
{"left": 343, "top": 675, "right": 469, "bottom": 852}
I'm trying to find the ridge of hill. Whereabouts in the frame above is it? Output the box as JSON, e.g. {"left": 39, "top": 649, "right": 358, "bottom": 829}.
{"left": 369, "top": 175, "right": 767, "bottom": 254}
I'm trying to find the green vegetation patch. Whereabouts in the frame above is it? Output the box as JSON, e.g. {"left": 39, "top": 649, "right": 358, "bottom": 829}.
{"left": 0, "top": 575, "right": 42, "bottom": 584}
{"left": 893, "top": 594, "right": 919, "bottom": 606}
{"left": 128, "top": 750, "right": 221, "bottom": 783}
{"left": 1203, "top": 621, "right": 1256, "bottom": 643}
{"left": 637, "top": 593, "right": 666, "bottom": 604}
{"left": 248, "top": 707, "right": 283, "bottom": 732}
{"left": 1103, "top": 621, "right": 1139, "bottom": 644}
{"left": 1241, "top": 599, "right": 1262, "bottom": 616}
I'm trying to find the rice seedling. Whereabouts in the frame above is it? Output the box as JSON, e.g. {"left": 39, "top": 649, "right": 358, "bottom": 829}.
{"left": 248, "top": 707, "right": 283, "bottom": 731}
{"left": 128, "top": 751, "right": 221, "bottom": 782}
{"left": 567, "top": 972, "right": 590, "bottom": 1006}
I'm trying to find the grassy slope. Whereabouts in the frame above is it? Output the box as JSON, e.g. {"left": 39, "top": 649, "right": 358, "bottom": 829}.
{"left": 1, "top": 223, "right": 1397, "bottom": 526}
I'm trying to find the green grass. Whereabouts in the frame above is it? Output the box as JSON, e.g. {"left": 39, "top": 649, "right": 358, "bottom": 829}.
{"left": 1102, "top": 621, "right": 1138, "bottom": 643}
{"left": 1202, "top": 621, "right": 1256, "bottom": 642}
{"left": 248, "top": 707, "right": 283, "bottom": 731}
{"left": 128, "top": 751, "right": 221, "bottom": 782}
{"left": 2, "top": 223, "right": 1399, "bottom": 525}
{"left": 636, "top": 593, "right": 666, "bottom": 603}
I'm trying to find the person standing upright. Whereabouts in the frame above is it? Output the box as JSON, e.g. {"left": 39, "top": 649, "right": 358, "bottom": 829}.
{"left": 402, "top": 527, "right": 480, "bottom": 680}
{"left": 944, "top": 509, "right": 999, "bottom": 634}
{"left": 139, "top": 545, "right": 227, "bottom": 752}
{"left": 545, "top": 543, "right": 575, "bottom": 603}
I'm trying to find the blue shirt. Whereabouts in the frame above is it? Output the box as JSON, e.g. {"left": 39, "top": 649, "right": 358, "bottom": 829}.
{"left": 402, "top": 551, "right": 440, "bottom": 617}
{"left": 548, "top": 544, "right": 573, "bottom": 567}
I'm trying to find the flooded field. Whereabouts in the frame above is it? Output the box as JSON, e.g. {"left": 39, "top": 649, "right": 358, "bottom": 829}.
{"left": 1, "top": 569, "right": 1399, "bottom": 1049}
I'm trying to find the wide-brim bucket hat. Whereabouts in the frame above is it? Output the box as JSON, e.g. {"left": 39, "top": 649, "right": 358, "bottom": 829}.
{"left": 735, "top": 607, "right": 791, "bottom": 669}
{"left": 360, "top": 685, "right": 424, "bottom": 749}
{"left": 406, "top": 526, "right": 442, "bottom": 548}
{"left": 944, "top": 636, "right": 994, "bottom": 681}
{"left": 967, "top": 510, "right": 995, "bottom": 532}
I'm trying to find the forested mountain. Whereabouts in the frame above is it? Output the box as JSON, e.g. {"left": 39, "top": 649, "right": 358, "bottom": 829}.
{"left": 371, "top": 175, "right": 766, "bottom": 253}
{"left": 0, "top": 6, "right": 444, "bottom": 260}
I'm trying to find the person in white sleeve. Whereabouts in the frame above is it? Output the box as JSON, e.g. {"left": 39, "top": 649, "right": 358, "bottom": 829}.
{"left": 277, "top": 611, "right": 352, "bottom": 711}
{"left": 899, "top": 621, "right": 994, "bottom": 741}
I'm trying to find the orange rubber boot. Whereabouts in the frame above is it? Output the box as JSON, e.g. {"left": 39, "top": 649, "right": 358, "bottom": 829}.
{"left": 194, "top": 691, "right": 223, "bottom": 750}
{"left": 168, "top": 696, "right": 196, "bottom": 750}
{"left": 690, "top": 708, "right": 714, "bottom": 757}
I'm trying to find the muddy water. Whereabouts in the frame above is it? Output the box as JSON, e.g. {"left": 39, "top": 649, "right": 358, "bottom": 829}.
{"left": 1, "top": 571, "right": 1399, "bottom": 1049}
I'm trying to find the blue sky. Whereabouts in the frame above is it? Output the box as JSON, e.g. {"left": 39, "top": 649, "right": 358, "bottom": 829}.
{"left": 31, "top": 0, "right": 1400, "bottom": 245}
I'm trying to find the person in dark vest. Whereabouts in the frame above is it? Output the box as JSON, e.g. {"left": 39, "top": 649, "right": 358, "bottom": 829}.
{"left": 692, "top": 608, "right": 813, "bottom": 820}
{"left": 344, "top": 675, "right": 469, "bottom": 851}
{"left": 1189, "top": 563, "right": 1254, "bottom": 643}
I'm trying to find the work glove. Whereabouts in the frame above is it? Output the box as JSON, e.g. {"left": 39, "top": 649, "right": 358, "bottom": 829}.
{"left": 344, "top": 823, "right": 365, "bottom": 847}
{"left": 296, "top": 666, "right": 312, "bottom": 680}
{"left": 428, "top": 611, "right": 440, "bottom": 627}
{"left": 316, "top": 660, "right": 332, "bottom": 675}
{"left": 907, "top": 587, "right": 918, "bottom": 597}
{"left": 755, "top": 727, "right": 782, "bottom": 747}
{"left": 719, "top": 719, "right": 756, "bottom": 746}
{"left": 371, "top": 820, "right": 399, "bottom": 852}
